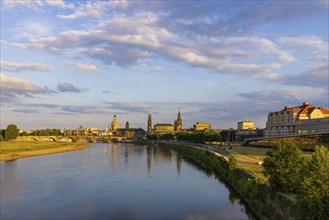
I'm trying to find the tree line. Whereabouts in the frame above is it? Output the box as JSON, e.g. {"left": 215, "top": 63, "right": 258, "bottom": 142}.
{"left": 263, "top": 141, "right": 329, "bottom": 219}
{"left": 0, "top": 124, "right": 62, "bottom": 141}
{"left": 147, "top": 131, "right": 221, "bottom": 143}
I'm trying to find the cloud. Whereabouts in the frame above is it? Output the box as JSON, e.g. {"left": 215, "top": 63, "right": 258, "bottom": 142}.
{"left": 15, "top": 16, "right": 294, "bottom": 75}
{"left": 13, "top": 109, "right": 39, "bottom": 114}
{"left": 18, "top": 103, "right": 109, "bottom": 115}
{"left": 76, "top": 64, "right": 99, "bottom": 73}
{"left": 11, "top": 21, "right": 53, "bottom": 39}
{"left": 277, "top": 36, "right": 328, "bottom": 61}
{"left": 56, "top": 83, "right": 86, "bottom": 93}
{"left": 195, "top": 80, "right": 216, "bottom": 89}
{"left": 3, "top": 2, "right": 326, "bottom": 84}
{"left": 238, "top": 86, "right": 328, "bottom": 106}
{"left": 0, "top": 60, "right": 52, "bottom": 72}
{"left": 57, "top": 1, "right": 128, "bottom": 19}
{"left": 223, "top": 2, "right": 326, "bottom": 31}
{"left": 2, "top": 0, "right": 71, "bottom": 11}
{"left": 258, "top": 64, "right": 329, "bottom": 88}
{"left": 103, "top": 102, "right": 155, "bottom": 114}
{"left": 0, "top": 73, "right": 53, "bottom": 103}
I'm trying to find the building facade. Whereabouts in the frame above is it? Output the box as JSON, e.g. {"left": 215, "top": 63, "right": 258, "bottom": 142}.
{"left": 148, "top": 111, "right": 183, "bottom": 135}
{"left": 238, "top": 121, "right": 255, "bottom": 130}
{"left": 63, "top": 126, "right": 101, "bottom": 137}
{"left": 153, "top": 123, "right": 175, "bottom": 134}
{"left": 236, "top": 120, "right": 262, "bottom": 142}
{"left": 193, "top": 122, "right": 211, "bottom": 131}
{"left": 265, "top": 102, "right": 329, "bottom": 137}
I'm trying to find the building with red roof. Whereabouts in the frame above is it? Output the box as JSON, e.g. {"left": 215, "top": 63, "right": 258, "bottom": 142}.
{"left": 265, "top": 102, "right": 329, "bottom": 137}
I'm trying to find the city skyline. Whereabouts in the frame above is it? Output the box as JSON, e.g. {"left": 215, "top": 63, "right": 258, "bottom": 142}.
{"left": 1, "top": 1, "right": 328, "bottom": 130}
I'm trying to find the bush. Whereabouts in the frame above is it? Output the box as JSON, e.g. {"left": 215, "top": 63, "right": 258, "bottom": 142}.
{"left": 263, "top": 141, "right": 305, "bottom": 193}
{"left": 297, "top": 146, "right": 329, "bottom": 219}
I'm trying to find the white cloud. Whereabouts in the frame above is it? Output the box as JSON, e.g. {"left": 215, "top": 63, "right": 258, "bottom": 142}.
{"left": 11, "top": 21, "right": 52, "bottom": 39}
{"left": 2, "top": 0, "right": 71, "bottom": 11}
{"left": 195, "top": 80, "right": 216, "bottom": 89}
{"left": 1, "top": 73, "right": 45, "bottom": 92}
{"left": 0, "top": 73, "right": 53, "bottom": 103}
{"left": 239, "top": 86, "right": 328, "bottom": 106}
{"left": 76, "top": 64, "right": 99, "bottom": 73}
{"left": 0, "top": 60, "right": 52, "bottom": 72}
{"left": 46, "top": 0, "right": 66, "bottom": 8}
{"left": 277, "top": 36, "right": 328, "bottom": 61}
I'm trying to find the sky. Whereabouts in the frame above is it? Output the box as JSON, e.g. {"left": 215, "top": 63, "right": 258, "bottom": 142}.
{"left": 1, "top": 0, "right": 328, "bottom": 131}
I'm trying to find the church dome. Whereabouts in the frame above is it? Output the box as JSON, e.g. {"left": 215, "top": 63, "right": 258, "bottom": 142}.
{"left": 111, "top": 115, "right": 119, "bottom": 131}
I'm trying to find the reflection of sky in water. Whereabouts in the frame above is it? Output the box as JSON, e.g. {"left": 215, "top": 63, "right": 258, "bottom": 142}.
{"left": 0, "top": 144, "right": 251, "bottom": 219}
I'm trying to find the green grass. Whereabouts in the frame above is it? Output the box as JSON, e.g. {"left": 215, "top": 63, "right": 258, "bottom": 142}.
{"left": 238, "top": 163, "right": 268, "bottom": 182}
{"left": 229, "top": 146, "right": 313, "bottom": 181}
{"left": 229, "top": 146, "right": 269, "bottom": 160}
{"left": 0, "top": 141, "right": 76, "bottom": 153}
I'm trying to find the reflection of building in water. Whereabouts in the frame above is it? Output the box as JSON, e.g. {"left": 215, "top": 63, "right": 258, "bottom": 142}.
{"left": 176, "top": 153, "right": 182, "bottom": 176}
{"left": 147, "top": 146, "right": 152, "bottom": 175}
{"left": 111, "top": 144, "right": 118, "bottom": 170}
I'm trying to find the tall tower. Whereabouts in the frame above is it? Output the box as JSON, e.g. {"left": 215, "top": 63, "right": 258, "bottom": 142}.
{"left": 125, "top": 121, "right": 130, "bottom": 129}
{"left": 111, "top": 115, "right": 119, "bottom": 131}
{"left": 147, "top": 112, "right": 152, "bottom": 134}
{"left": 174, "top": 110, "right": 183, "bottom": 131}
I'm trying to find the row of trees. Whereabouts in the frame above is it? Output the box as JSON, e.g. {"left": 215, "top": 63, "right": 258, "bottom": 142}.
{"left": 0, "top": 124, "right": 63, "bottom": 141}
{"left": 147, "top": 131, "right": 221, "bottom": 143}
{"left": 20, "top": 128, "right": 62, "bottom": 136}
{"left": 263, "top": 141, "right": 329, "bottom": 219}
{"left": 0, "top": 124, "right": 20, "bottom": 141}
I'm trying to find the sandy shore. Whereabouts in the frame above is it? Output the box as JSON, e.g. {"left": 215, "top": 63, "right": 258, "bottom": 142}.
{"left": 0, "top": 142, "right": 90, "bottom": 161}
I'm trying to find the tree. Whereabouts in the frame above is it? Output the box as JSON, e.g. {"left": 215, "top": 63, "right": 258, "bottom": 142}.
{"left": 263, "top": 141, "right": 305, "bottom": 193}
{"left": 297, "top": 146, "right": 329, "bottom": 219}
{"left": 5, "top": 124, "right": 20, "bottom": 141}
{"left": 0, "top": 129, "right": 5, "bottom": 141}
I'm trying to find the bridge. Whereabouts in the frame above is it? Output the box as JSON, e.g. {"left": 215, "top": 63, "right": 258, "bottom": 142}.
{"left": 15, "top": 135, "right": 132, "bottom": 143}
{"left": 241, "top": 130, "right": 329, "bottom": 146}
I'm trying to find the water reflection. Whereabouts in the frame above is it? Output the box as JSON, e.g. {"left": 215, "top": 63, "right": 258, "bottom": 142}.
{"left": 1, "top": 143, "right": 253, "bottom": 220}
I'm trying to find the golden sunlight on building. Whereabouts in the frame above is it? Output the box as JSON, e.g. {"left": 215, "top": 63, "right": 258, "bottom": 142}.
{"left": 265, "top": 102, "right": 329, "bottom": 137}
{"left": 193, "top": 122, "right": 211, "bottom": 131}
{"left": 237, "top": 121, "right": 255, "bottom": 130}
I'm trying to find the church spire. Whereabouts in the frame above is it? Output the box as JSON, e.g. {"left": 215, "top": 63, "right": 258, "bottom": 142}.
{"left": 175, "top": 109, "right": 182, "bottom": 132}
{"left": 147, "top": 112, "right": 152, "bottom": 134}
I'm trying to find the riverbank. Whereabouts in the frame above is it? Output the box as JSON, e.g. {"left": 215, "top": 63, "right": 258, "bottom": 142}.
{"left": 158, "top": 142, "right": 297, "bottom": 220}
{"left": 0, "top": 141, "right": 89, "bottom": 161}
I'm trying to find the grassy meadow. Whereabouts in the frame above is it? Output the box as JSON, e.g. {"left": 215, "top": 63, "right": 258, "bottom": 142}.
{"left": 0, "top": 141, "right": 89, "bottom": 161}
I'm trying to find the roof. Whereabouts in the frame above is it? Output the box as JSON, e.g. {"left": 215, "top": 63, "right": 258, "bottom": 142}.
{"left": 155, "top": 123, "right": 174, "bottom": 126}
{"left": 268, "top": 102, "right": 329, "bottom": 116}
{"left": 298, "top": 104, "right": 316, "bottom": 114}
{"left": 195, "top": 122, "right": 211, "bottom": 125}
{"left": 319, "top": 107, "right": 329, "bottom": 114}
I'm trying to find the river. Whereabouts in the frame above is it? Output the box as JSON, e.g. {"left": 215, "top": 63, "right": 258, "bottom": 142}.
{"left": 0, "top": 143, "right": 254, "bottom": 219}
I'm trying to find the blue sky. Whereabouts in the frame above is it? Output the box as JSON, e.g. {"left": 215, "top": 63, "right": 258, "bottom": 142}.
{"left": 1, "top": 0, "right": 328, "bottom": 130}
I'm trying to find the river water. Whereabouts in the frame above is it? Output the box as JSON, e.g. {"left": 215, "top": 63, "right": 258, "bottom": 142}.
{"left": 0, "top": 143, "right": 253, "bottom": 219}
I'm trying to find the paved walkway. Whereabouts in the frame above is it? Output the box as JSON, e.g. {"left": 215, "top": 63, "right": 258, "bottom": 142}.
{"left": 169, "top": 141, "right": 262, "bottom": 165}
